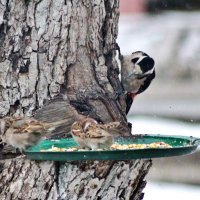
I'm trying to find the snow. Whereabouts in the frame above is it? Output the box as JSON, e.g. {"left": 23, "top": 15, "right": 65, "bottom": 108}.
{"left": 128, "top": 116, "right": 200, "bottom": 199}
{"left": 118, "top": 11, "right": 200, "bottom": 200}
{"left": 128, "top": 115, "right": 200, "bottom": 137}
{"left": 144, "top": 181, "right": 200, "bottom": 200}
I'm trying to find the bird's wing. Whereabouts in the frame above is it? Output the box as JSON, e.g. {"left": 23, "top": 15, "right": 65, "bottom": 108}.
{"left": 11, "top": 117, "right": 35, "bottom": 127}
{"left": 14, "top": 119, "right": 46, "bottom": 134}
{"left": 85, "top": 126, "right": 111, "bottom": 138}
{"left": 99, "top": 122, "right": 120, "bottom": 130}
{"left": 125, "top": 94, "right": 133, "bottom": 114}
{"left": 99, "top": 121, "right": 123, "bottom": 136}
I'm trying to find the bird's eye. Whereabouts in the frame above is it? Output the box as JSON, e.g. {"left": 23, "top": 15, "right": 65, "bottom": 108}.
{"left": 131, "top": 58, "right": 139, "bottom": 64}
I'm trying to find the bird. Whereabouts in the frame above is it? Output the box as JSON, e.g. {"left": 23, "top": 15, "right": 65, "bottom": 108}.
{"left": 0, "top": 116, "right": 66, "bottom": 151}
{"left": 71, "top": 117, "right": 121, "bottom": 150}
{"left": 120, "top": 51, "right": 155, "bottom": 114}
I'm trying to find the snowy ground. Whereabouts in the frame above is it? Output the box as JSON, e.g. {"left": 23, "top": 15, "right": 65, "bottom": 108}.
{"left": 128, "top": 115, "right": 200, "bottom": 138}
{"left": 128, "top": 116, "right": 200, "bottom": 199}
{"left": 144, "top": 181, "right": 200, "bottom": 200}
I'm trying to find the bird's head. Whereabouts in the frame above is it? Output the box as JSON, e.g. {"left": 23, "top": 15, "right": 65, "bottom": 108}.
{"left": 82, "top": 118, "right": 98, "bottom": 132}
{"left": 121, "top": 51, "right": 155, "bottom": 100}
{"left": 128, "top": 51, "right": 155, "bottom": 80}
{"left": 71, "top": 121, "right": 82, "bottom": 135}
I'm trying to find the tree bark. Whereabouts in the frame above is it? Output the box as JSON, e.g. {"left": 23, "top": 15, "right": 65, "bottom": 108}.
{"left": 0, "top": 158, "right": 152, "bottom": 200}
{"left": 0, "top": 0, "right": 152, "bottom": 199}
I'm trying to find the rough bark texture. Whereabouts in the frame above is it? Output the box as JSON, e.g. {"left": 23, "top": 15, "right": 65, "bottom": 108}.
{"left": 0, "top": 0, "right": 127, "bottom": 127}
{"left": 0, "top": 157, "right": 152, "bottom": 200}
{"left": 0, "top": 0, "right": 152, "bottom": 199}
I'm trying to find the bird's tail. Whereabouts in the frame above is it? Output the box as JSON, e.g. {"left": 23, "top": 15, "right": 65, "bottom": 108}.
{"left": 43, "top": 119, "right": 73, "bottom": 131}
{"left": 34, "top": 96, "right": 77, "bottom": 138}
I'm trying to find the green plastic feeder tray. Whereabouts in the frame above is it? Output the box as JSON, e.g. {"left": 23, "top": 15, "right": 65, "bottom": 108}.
{"left": 25, "top": 134, "right": 200, "bottom": 161}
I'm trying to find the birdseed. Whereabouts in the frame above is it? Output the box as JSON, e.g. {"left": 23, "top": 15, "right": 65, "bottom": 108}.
{"left": 40, "top": 142, "right": 172, "bottom": 152}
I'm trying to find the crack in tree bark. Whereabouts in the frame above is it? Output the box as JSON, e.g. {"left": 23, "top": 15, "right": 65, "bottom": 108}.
{"left": 0, "top": 0, "right": 152, "bottom": 199}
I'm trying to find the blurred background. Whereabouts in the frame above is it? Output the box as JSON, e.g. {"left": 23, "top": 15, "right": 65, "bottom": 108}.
{"left": 118, "top": 0, "right": 200, "bottom": 199}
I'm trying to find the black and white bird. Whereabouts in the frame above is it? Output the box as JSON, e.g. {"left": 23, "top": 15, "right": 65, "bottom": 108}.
{"left": 120, "top": 51, "right": 155, "bottom": 114}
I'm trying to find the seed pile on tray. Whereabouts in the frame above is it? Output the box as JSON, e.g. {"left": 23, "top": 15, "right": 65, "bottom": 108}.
{"left": 111, "top": 142, "right": 172, "bottom": 150}
{"left": 40, "top": 141, "right": 172, "bottom": 152}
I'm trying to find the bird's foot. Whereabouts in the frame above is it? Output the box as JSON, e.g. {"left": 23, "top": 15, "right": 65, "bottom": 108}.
{"left": 114, "top": 89, "right": 125, "bottom": 100}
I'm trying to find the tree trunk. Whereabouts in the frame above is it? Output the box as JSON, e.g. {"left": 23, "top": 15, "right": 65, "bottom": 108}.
{"left": 0, "top": 0, "right": 152, "bottom": 199}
